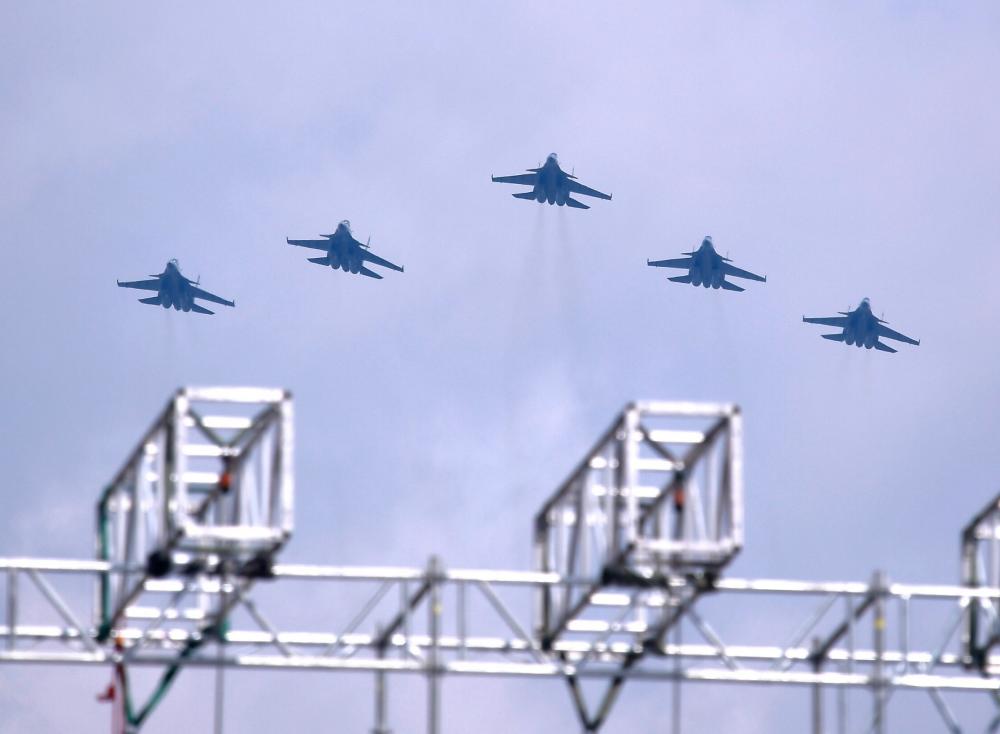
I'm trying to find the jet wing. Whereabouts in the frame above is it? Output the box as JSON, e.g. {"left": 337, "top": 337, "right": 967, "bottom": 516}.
{"left": 286, "top": 238, "right": 330, "bottom": 251}
{"left": 803, "top": 316, "right": 848, "bottom": 327}
{"left": 190, "top": 286, "right": 235, "bottom": 308}
{"left": 361, "top": 249, "right": 404, "bottom": 273}
{"left": 723, "top": 263, "right": 766, "bottom": 282}
{"left": 566, "top": 179, "right": 612, "bottom": 200}
{"left": 117, "top": 278, "right": 160, "bottom": 291}
{"left": 491, "top": 173, "right": 537, "bottom": 186}
{"left": 647, "top": 257, "right": 692, "bottom": 269}
{"left": 877, "top": 323, "right": 919, "bottom": 345}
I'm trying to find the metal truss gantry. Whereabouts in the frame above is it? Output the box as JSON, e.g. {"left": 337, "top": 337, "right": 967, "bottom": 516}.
{"left": 2, "top": 388, "right": 1000, "bottom": 734}
{"left": 96, "top": 387, "right": 293, "bottom": 641}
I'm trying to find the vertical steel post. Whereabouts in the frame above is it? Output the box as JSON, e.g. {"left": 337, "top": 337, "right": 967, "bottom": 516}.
{"left": 533, "top": 515, "right": 548, "bottom": 642}
{"left": 993, "top": 512, "right": 1000, "bottom": 590}
{"left": 872, "top": 571, "right": 887, "bottom": 734}
{"left": 397, "top": 579, "right": 410, "bottom": 663}
{"left": 373, "top": 625, "right": 390, "bottom": 734}
{"left": 428, "top": 556, "right": 441, "bottom": 734}
{"left": 899, "top": 595, "right": 909, "bottom": 676}
{"left": 214, "top": 649, "right": 225, "bottom": 734}
{"left": 836, "top": 663, "right": 846, "bottom": 734}
{"left": 373, "top": 669, "right": 389, "bottom": 734}
{"left": 6, "top": 568, "right": 15, "bottom": 650}
{"left": 622, "top": 406, "right": 639, "bottom": 547}
{"left": 844, "top": 593, "right": 854, "bottom": 732}
{"left": 167, "top": 392, "right": 185, "bottom": 541}
{"left": 612, "top": 419, "right": 626, "bottom": 557}
{"left": 215, "top": 573, "right": 226, "bottom": 734}
{"left": 457, "top": 582, "right": 466, "bottom": 661}
{"left": 672, "top": 621, "right": 681, "bottom": 734}
{"left": 961, "top": 521, "right": 978, "bottom": 665}
{"left": 811, "top": 636, "right": 823, "bottom": 734}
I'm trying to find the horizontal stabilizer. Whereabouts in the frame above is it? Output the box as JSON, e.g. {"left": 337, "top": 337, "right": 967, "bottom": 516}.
{"left": 138, "top": 296, "right": 161, "bottom": 306}
{"left": 668, "top": 275, "right": 693, "bottom": 284}
{"left": 821, "top": 333, "right": 846, "bottom": 342}
{"left": 874, "top": 340, "right": 898, "bottom": 353}
{"left": 190, "top": 303, "right": 215, "bottom": 315}
{"left": 308, "top": 256, "right": 331, "bottom": 266}
{"left": 719, "top": 280, "right": 745, "bottom": 292}
{"left": 512, "top": 192, "right": 537, "bottom": 200}
{"left": 358, "top": 266, "right": 383, "bottom": 280}
{"left": 564, "top": 196, "right": 589, "bottom": 209}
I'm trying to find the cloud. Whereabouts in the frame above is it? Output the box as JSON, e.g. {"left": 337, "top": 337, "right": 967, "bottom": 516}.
{"left": 2, "top": 2, "right": 1000, "bottom": 731}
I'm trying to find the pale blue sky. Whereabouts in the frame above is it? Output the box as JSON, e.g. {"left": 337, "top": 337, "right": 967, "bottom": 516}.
{"left": 2, "top": 3, "right": 1000, "bottom": 731}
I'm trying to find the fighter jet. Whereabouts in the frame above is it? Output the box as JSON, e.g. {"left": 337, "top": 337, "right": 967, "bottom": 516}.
{"left": 647, "top": 236, "right": 766, "bottom": 292}
{"left": 286, "top": 221, "right": 403, "bottom": 279}
{"left": 117, "top": 259, "right": 235, "bottom": 314}
{"left": 803, "top": 298, "right": 920, "bottom": 353}
{"left": 491, "top": 153, "right": 611, "bottom": 209}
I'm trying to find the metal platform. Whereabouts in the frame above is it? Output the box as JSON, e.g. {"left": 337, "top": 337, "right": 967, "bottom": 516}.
{"left": 534, "top": 402, "right": 742, "bottom": 646}
{"left": 96, "top": 387, "right": 293, "bottom": 640}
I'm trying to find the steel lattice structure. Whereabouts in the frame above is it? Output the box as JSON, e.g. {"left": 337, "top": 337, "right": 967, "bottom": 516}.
{"left": 2, "top": 388, "right": 1000, "bottom": 733}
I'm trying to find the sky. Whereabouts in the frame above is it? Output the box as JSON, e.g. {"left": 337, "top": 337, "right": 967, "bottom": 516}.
{"left": 1, "top": 2, "right": 1000, "bottom": 732}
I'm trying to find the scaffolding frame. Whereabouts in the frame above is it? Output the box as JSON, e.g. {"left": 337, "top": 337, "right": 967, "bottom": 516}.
{"left": 3, "top": 559, "right": 1000, "bottom": 732}
{"left": 96, "top": 387, "right": 293, "bottom": 642}
{"left": 2, "top": 389, "right": 1000, "bottom": 733}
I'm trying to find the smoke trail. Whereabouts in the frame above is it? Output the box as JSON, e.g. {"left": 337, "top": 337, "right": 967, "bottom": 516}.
{"left": 502, "top": 204, "right": 548, "bottom": 457}
{"left": 859, "top": 339, "right": 874, "bottom": 407}
{"left": 708, "top": 293, "right": 744, "bottom": 395}
{"left": 507, "top": 204, "right": 548, "bottom": 354}
{"left": 164, "top": 307, "right": 178, "bottom": 376}
{"left": 554, "top": 208, "right": 583, "bottom": 363}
